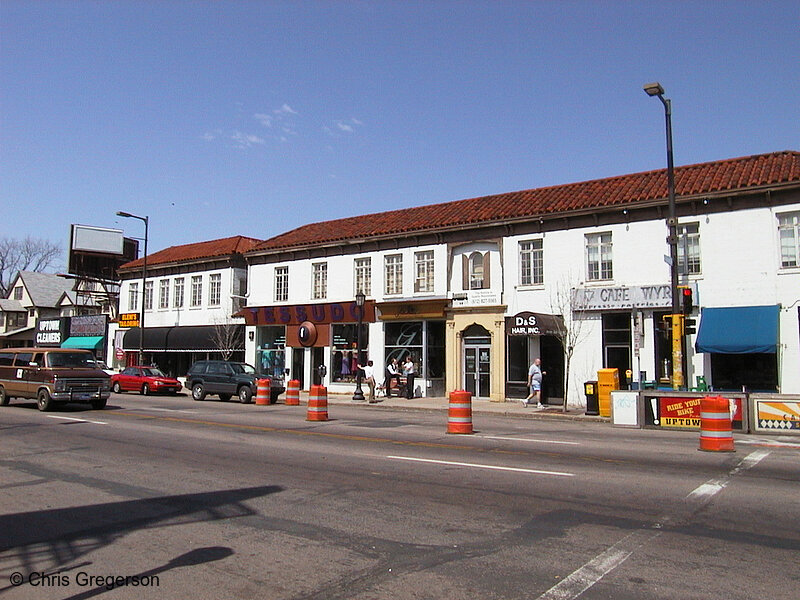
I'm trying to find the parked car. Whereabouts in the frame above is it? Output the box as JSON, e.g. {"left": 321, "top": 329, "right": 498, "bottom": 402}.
{"left": 185, "top": 360, "right": 284, "bottom": 403}
{"left": 0, "top": 347, "right": 110, "bottom": 411}
{"left": 111, "top": 366, "right": 183, "bottom": 395}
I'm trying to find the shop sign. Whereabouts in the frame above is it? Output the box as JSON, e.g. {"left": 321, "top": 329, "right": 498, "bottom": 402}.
{"left": 451, "top": 290, "right": 500, "bottom": 308}
{"left": 119, "top": 312, "right": 140, "bottom": 328}
{"left": 573, "top": 285, "right": 673, "bottom": 311}
{"left": 35, "top": 317, "right": 69, "bottom": 346}
{"left": 70, "top": 314, "right": 106, "bottom": 336}
{"left": 506, "top": 312, "right": 564, "bottom": 336}
{"left": 238, "top": 300, "right": 376, "bottom": 326}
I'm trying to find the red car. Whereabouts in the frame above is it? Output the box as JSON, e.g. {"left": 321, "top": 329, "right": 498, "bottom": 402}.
{"left": 110, "top": 366, "right": 182, "bottom": 395}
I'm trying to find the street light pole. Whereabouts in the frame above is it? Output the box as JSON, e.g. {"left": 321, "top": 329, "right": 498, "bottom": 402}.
{"left": 643, "top": 82, "right": 683, "bottom": 389}
{"left": 117, "top": 211, "right": 149, "bottom": 365}
{"left": 352, "top": 291, "right": 366, "bottom": 402}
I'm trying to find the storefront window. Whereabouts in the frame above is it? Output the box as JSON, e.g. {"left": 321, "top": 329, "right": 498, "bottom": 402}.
{"left": 507, "top": 335, "right": 528, "bottom": 382}
{"left": 256, "top": 326, "right": 286, "bottom": 381}
{"left": 331, "top": 323, "right": 368, "bottom": 383}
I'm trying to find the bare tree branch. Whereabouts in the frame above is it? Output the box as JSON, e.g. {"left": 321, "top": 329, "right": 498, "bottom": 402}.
{"left": 211, "top": 316, "right": 244, "bottom": 361}
{"left": 0, "top": 237, "right": 63, "bottom": 297}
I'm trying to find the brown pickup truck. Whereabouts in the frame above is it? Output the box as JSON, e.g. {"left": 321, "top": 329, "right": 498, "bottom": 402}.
{"left": 0, "top": 347, "right": 111, "bottom": 411}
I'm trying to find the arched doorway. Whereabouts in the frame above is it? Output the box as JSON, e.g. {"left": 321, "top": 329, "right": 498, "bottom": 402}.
{"left": 463, "top": 324, "right": 491, "bottom": 398}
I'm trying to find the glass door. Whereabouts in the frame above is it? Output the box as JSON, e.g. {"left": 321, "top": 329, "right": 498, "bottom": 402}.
{"left": 464, "top": 345, "right": 491, "bottom": 399}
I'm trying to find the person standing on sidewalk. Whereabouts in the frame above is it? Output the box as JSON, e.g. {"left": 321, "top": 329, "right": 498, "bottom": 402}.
{"left": 384, "top": 357, "right": 400, "bottom": 397}
{"left": 361, "top": 359, "right": 378, "bottom": 403}
{"left": 403, "top": 355, "right": 416, "bottom": 399}
{"left": 522, "top": 358, "right": 545, "bottom": 408}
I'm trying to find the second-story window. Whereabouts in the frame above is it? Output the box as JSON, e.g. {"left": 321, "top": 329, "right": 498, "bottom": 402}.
{"left": 159, "top": 279, "right": 170, "bottom": 309}
{"left": 354, "top": 257, "right": 371, "bottom": 296}
{"left": 312, "top": 262, "right": 327, "bottom": 299}
{"left": 519, "top": 239, "right": 543, "bottom": 286}
{"left": 191, "top": 276, "right": 202, "bottom": 307}
{"left": 778, "top": 211, "right": 800, "bottom": 268}
{"left": 128, "top": 282, "right": 139, "bottom": 311}
{"left": 586, "top": 233, "right": 613, "bottom": 281}
{"left": 677, "top": 223, "right": 701, "bottom": 276}
{"left": 174, "top": 278, "right": 184, "bottom": 308}
{"left": 275, "top": 266, "right": 288, "bottom": 302}
{"left": 414, "top": 251, "right": 434, "bottom": 293}
{"left": 144, "top": 281, "right": 153, "bottom": 311}
{"left": 209, "top": 274, "right": 221, "bottom": 306}
{"left": 13, "top": 286, "right": 23, "bottom": 300}
{"left": 384, "top": 254, "right": 403, "bottom": 295}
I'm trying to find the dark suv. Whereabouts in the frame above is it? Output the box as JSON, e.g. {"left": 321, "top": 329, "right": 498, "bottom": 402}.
{"left": 185, "top": 360, "right": 283, "bottom": 404}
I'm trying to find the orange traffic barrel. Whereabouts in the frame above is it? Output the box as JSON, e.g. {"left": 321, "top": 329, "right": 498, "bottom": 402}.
{"left": 699, "top": 395, "right": 735, "bottom": 452}
{"left": 447, "top": 390, "right": 474, "bottom": 434}
{"left": 255, "top": 378, "right": 271, "bottom": 405}
{"left": 306, "top": 384, "right": 329, "bottom": 421}
{"left": 285, "top": 379, "right": 300, "bottom": 406}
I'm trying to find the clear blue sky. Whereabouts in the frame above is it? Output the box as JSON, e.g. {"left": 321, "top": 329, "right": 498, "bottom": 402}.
{"left": 2, "top": 1, "right": 798, "bottom": 258}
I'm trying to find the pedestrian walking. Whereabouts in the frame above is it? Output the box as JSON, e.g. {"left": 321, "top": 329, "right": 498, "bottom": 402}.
{"left": 360, "top": 359, "right": 378, "bottom": 402}
{"left": 522, "top": 358, "right": 545, "bottom": 408}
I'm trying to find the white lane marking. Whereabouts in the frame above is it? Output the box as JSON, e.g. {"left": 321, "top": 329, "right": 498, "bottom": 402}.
{"left": 386, "top": 455, "right": 574, "bottom": 477}
{"left": 737, "top": 438, "right": 800, "bottom": 449}
{"left": 686, "top": 448, "right": 770, "bottom": 501}
{"left": 139, "top": 407, "right": 196, "bottom": 414}
{"left": 537, "top": 449, "right": 771, "bottom": 600}
{"left": 480, "top": 435, "right": 580, "bottom": 446}
{"left": 47, "top": 415, "right": 107, "bottom": 425}
{"left": 537, "top": 546, "right": 636, "bottom": 600}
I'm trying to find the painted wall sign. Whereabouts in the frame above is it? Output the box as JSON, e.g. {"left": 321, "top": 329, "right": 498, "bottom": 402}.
{"left": 238, "top": 300, "right": 376, "bottom": 327}
{"left": 754, "top": 399, "right": 800, "bottom": 431}
{"left": 643, "top": 394, "right": 743, "bottom": 430}
{"left": 573, "top": 285, "right": 674, "bottom": 311}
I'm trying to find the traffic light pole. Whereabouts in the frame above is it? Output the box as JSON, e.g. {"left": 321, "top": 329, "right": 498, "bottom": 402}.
{"left": 670, "top": 313, "right": 684, "bottom": 389}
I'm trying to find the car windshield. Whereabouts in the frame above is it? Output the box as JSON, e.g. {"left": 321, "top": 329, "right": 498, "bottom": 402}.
{"left": 47, "top": 352, "right": 98, "bottom": 368}
{"left": 141, "top": 368, "right": 167, "bottom": 377}
{"left": 230, "top": 363, "right": 256, "bottom": 375}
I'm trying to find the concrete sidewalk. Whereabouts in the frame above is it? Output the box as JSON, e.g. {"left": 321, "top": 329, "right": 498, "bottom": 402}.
{"left": 292, "top": 389, "right": 609, "bottom": 422}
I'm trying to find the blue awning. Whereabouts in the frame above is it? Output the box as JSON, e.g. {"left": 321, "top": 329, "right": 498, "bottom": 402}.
{"left": 61, "top": 336, "right": 105, "bottom": 350}
{"left": 695, "top": 305, "right": 779, "bottom": 354}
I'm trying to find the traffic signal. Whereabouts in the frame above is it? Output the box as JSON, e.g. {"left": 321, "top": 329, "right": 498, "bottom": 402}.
{"left": 681, "top": 287, "right": 693, "bottom": 315}
{"left": 684, "top": 318, "right": 697, "bottom": 335}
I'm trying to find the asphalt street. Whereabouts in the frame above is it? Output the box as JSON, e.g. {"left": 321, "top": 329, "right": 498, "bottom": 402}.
{"left": 1, "top": 392, "right": 798, "bottom": 599}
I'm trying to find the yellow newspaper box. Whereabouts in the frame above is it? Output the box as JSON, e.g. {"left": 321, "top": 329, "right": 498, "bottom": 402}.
{"left": 597, "top": 368, "right": 620, "bottom": 417}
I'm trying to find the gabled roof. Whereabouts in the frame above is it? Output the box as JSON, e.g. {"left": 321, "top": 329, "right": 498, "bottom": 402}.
{"left": 251, "top": 151, "right": 800, "bottom": 252}
{"left": 0, "top": 299, "right": 25, "bottom": 312}
{"left": 10, "top": 271, "right": 74, "bottom": 309}
{"left": 119, "top": 235, "right": 262, "bottom": 271}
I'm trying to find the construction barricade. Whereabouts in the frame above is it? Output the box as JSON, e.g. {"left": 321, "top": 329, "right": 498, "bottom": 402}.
{"left": 699, "top": 395, "right": 735, "bottom": 452}
{"left": 306, "top": 385, "right": 329, "bottom": 421}
{"left": 255, "top": 378, "right": 271, "bottom": 406}
{"left": 285, "top": 379, "right": 300, "bottom": 406}
{"left": 447, "top": 390, "right": 474, "bottom": 434}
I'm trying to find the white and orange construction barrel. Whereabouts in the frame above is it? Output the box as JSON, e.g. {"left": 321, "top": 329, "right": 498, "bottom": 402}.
{"left": 306, "top": 385, "right": 329, "bottom": 421}
{"left": 699, "top": 395, "right": 735, "bottom": 452}
{"left": 447, "top": 390, "right": 474, "bottom": 434}
{"left": 285, "top": 379, "right": 300, "bottom": 406}
{"left": 255, "top": 378, "right": 271, "bottom": 406}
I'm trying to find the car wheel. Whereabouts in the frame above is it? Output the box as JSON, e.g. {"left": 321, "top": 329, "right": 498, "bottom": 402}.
{"left": 238, "top": 386, "right": 253, "bottom": 404}
{"left": 37, "top": 389, "right": 54, "bottom": 412}
{"left": 91, "top": 398, "right": 107, "bottom": 410}
{"left": 142, "top": 383, "right": 150, "bottom": 395}
{"left": 218, "top": 394, "right": 232, "bottom": 401}
{"left": 112, "top": 382, "right": 122, "bottom": 394}
{"left": 192, "top": 383, "right": 206, "bottom": 401}
{"left": 0, "top": 386, "right": 9, "bottom": 406}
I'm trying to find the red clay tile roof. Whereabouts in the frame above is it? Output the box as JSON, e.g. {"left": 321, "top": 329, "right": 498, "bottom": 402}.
{"left": 252, "top": 151, "right": 800, "bottom": 252}
{"left": 120, "top": 235, "right": 262, "bottom": 270}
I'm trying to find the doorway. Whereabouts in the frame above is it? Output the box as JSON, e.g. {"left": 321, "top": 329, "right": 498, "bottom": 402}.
{"left": 463, "top": 324, "right": 491, "bottom": 399}
{"left": 291, "top": 347, "right": 305, "bottom": 389}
